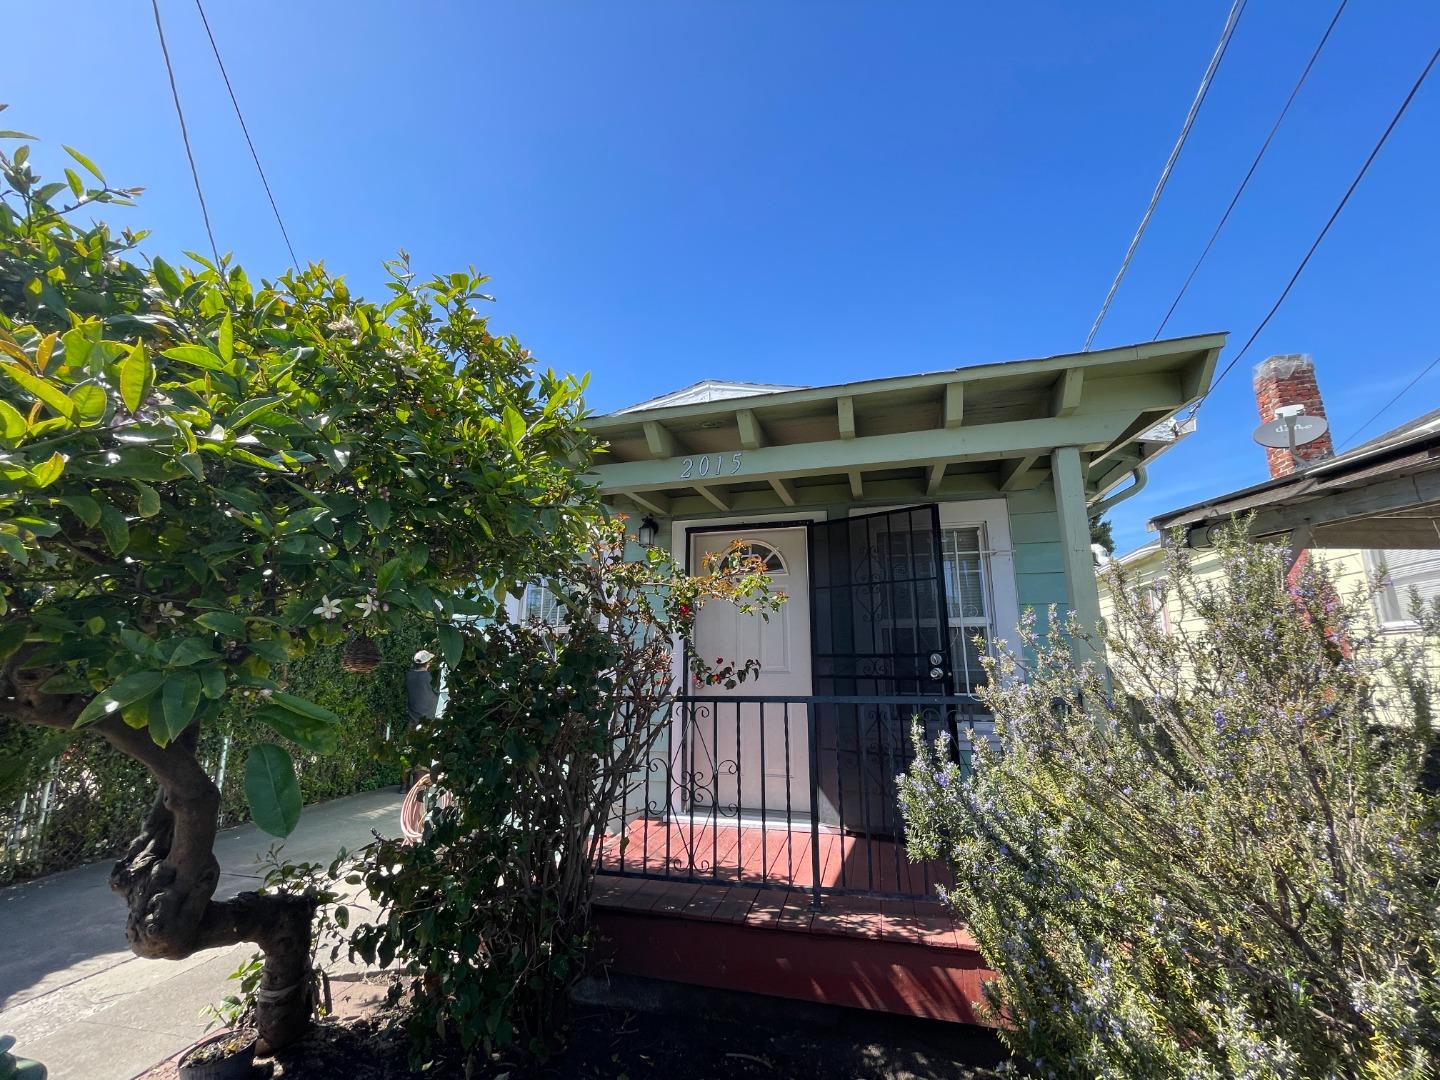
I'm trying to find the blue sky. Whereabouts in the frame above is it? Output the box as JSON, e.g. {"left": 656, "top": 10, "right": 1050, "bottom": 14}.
{"left": 7, "top": 1, "right": 1438, "bottom": 552}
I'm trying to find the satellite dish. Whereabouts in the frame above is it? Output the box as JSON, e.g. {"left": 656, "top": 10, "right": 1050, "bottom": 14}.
{"left": 1252, "top": 410, "right": 1329, "bottom": 450}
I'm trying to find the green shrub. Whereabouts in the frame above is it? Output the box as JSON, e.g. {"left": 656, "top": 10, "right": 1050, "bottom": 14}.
{"left": 351, "top": 520, "right": 779, "bottom": 1067}
{"left": 900, "top": 527, "right": 1440, "bottom": 1078}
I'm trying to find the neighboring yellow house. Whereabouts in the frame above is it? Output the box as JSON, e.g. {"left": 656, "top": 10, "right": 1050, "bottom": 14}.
{"left": 1097, "top": 538, "right": 1377, "bottom": 640}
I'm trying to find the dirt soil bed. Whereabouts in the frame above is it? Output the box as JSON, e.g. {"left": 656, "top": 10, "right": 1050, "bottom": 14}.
{"left": 140, "top": 972, "right": 1011, "bottom": 1079}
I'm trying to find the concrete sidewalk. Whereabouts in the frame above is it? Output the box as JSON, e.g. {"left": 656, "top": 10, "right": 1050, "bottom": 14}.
{"left": 0, "top": 788, "right": 401, "bottom": 1080}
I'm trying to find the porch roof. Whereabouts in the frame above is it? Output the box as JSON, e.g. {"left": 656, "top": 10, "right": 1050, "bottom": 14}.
{"left": 1152, "top": 406, "right": 1440, "bottom": 550}
{"left": 588, "top": 332, "right": 1226, "bottom": 518}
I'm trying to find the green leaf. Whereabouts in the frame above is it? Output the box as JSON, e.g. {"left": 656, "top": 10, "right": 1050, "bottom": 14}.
{"left": 68, "top": 383, "right": 106, "bottom": 425}
{"left": 0, "top": 129, "right": 40, "bottom": 140}
{"left": 97, "top": 501, "right": 129, "bottom": 554}
{"left": 161, "top": 345, "right": 227, "bottom": 372}
{"left": 63, "top": 144, "right": 106, "bottom": 183}
{"left": 168, "top": 637, "right": 219, "bottom": 667}
{"left": 194, "top": 610, "right": 246, "bottom": 638}
{"left": 55, "top": 494, "right": 100, "bottom": 526}
{"left": 244, "top": 743, "right": 302, "bottom": 837}
{"left": 31, "top": 451, "right": 64, "bottom": 488}
{"left": 76, "top": 670, "right": 166, "bottom": 726}
{"left": 152, "top": 257, "right": 183, "bottom": 299}
{"left": 2, "top": 529, "right": 34, "bottom": 564}
{"left": 255, "top": 703, "right": 339, "bottom": 754}
{"left": 438, "top": 623, "right": 462, "bottom": 669}
{"left": 0, "top": 622, "right": 28, "bottom": 662}
{"left": 218, "top": 313, "right": 234, "bottom": 364}
{"left": 199, "top": 666, "right": 227, "bottom": 700}
{"left": 228, "top": 396, "right": 283, "bottom": 430}
{"left": 134, "top": 482, "right": 160, "bottom": 518}
{"left": 376, "top": 555, "right": 405, "bottom": 594}
{"left": 502, "top": 405, "right": 525, "bottom": 445}
{"left": 365, "top": 499, "right": 391, "bottom": 532}
{"left": 119, "top": 342, "right": 153, "bottom": 412}
{"left": 156, "top": 672, "right": 202, "bottom": 746}
{"left": 0, "top": 399, "right": 26, "bottom": 442}
{"left": 269, "top": 691, "right": 340, "bottom": 725}
{"left": 0, "top": 362, "right": 76, "bottom": 420}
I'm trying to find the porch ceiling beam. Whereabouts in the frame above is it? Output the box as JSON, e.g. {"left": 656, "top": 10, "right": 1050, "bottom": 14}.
{"left": 657, "top": 472, "right": 1007, "bottom": 516}
{"left": 737, "top": 409, "right": 767, "bottom": 451}
{"left": 848, "top": 469, "right": 864, "bottom": 498}
{"left": 769, "top": 477, "right": 797, "bottom": 506}
{"left": 643, "top": 421, "right": 681, "bottom": 459}
{"left": 693, "top": 484, "right": 731, "bottom": 511}
{"left": 943, "top": 382, "right": 964, "bottom": 429}
{"left": 1051, "top": 368, "right": 1083, "bottom": 417}
{"left": 592, "top": 407, "right": 1152, "bottom": 494}
{"left": 999, "top": 453, "right": 1041, "bottom": 492}
{"left": 623, "top": 490, "right": 672, "bottom": 516}
{"left": 837, "top": 396, "right": 856, "bottom": 440}
{"left": 925, "top": 462, "right": 946, "bottom": 495}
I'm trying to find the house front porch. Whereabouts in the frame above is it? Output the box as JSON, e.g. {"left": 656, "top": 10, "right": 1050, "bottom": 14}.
{"left": 592, "top": 693, "right": 996, "bottom": 1024}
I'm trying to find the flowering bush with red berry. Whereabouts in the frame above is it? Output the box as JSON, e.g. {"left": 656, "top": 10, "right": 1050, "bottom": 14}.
{"left": 351, "top": 516, "right": 783, "bottom": 1067}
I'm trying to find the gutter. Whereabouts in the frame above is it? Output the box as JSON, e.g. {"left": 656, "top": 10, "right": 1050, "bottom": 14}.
{"left": 1089, "top": 464, "right": 1148, "bottom": 517}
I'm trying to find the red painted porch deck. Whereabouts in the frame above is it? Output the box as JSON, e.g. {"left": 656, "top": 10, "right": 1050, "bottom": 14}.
{"left": 597, "top": 817, "right": 955, "bottom": 897}
{"left": 593, "top": 820, "right": 993, "bottom": 1025}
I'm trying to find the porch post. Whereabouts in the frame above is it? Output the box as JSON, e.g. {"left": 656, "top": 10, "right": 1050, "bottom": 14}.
{"left": 1051, "top": 445, "right": 1105, "bottom": 667}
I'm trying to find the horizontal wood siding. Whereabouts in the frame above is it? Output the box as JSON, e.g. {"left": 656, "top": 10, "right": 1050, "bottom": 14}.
{"left": 1005, "top": 484, "right": 1069, "bottom": 648}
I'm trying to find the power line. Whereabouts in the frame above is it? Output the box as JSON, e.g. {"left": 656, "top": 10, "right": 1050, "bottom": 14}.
{"left": 1335, "top": 353, "right": 1440, "bottom": 452}
{"left": 1199, "top": 43, "right": 1440, "bottom": 409}
{"left": 1154, "top": 0, "right": 1349, "bottom": 340}
{"left": 151, "top": 0, "right": 221, "bottom": 271}
{"left": 1083, "top": 0, "right": 1248, "bottom": 352}
{"left": 193, "top": 0, "right": 300, "bottom": 268}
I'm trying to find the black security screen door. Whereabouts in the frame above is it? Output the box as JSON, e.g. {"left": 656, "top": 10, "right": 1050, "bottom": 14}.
{"left": 810, "top": 505, "right": 955, "bottom": 834}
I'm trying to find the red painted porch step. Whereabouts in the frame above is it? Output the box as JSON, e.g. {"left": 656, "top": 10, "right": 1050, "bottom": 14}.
{"left": 592, "top": 877, "right": 995, "bottom": 1025}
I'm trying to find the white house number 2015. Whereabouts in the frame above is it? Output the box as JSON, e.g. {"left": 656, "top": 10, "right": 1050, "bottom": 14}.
{"left": 680, "top": 452, "right": 743, "bottom": 480}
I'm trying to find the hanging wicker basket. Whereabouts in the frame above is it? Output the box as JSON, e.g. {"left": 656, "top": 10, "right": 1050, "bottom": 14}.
{"left": 341, "top": 634, "right": 381, "bottom": 674}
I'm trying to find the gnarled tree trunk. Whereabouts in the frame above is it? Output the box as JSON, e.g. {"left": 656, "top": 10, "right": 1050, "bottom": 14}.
{"left": 5, "top": 655, "right": 317, "bottom": 1052}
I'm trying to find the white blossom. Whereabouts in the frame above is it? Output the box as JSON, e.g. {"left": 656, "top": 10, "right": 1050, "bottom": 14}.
{"left": 312, "top": 596, "right": 343, "bottom": 620}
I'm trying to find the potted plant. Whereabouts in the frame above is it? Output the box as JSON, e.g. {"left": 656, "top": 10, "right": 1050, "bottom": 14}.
{"left": 176, "top": 1028, "right": 257, "bottom": 1080}
{"left": 180, "top": 955, "right": 262, "bottom": 1079}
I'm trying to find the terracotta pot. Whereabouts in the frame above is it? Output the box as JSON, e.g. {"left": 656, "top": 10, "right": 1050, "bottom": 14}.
{"left": 177, "top": 1030, "right": 257, "bottom": 1080}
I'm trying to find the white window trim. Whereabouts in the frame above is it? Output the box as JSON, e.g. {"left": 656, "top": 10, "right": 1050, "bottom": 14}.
{"left": 1363, "top": 548, "right": 1440, "bottom": 631}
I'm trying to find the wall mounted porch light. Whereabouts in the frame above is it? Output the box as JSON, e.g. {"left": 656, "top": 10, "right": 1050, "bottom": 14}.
{"left": 637, "top": 515, "right": 659, "bottom": 549}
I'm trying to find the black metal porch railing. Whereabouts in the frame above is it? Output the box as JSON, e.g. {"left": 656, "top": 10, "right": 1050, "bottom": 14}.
{"left": 596, "top": 694, "right": 985, "bottom": 907}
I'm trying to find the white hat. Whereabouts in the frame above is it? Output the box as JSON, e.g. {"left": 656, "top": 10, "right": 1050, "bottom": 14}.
{"left": 413, "top": 649, "right": 436, "bottom": 665}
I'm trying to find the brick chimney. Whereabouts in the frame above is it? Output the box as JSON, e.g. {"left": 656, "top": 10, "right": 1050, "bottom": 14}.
{"left": 1252, "top": 353, "right": 1334, "bottom": 477}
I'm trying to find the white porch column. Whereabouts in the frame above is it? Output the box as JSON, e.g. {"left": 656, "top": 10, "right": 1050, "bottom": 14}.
{"left": 1052, "top": 445, "right": 1105, "bottom": 667}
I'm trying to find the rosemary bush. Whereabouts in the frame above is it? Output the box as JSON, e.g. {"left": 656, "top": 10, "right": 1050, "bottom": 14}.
{"left": 900, "top": 527, "right": 1440, "bottom": 1079}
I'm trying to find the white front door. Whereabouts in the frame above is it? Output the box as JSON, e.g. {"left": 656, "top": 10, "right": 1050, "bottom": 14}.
{"left": 689, "top": 526, "right": 812, "bottom": 817}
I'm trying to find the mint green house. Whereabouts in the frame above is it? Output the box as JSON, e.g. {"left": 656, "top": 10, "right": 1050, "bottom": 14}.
{"left": 583, "top": 333, "right": 1223, "bottom": 910}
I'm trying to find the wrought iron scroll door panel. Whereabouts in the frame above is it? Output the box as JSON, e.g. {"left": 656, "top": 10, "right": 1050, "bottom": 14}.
{"left": 810, "top": 505, "right": 956, "bottom": 835}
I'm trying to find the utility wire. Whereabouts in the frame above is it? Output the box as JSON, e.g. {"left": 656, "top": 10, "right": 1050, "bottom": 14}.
{"left": 1154, "top": 0, "right": 1349, "bottom": 340}
{"left": 1198, "top": 43, "right": 1440, "bottom": 411}
{"left": 151, "top": 0, "right": 221, "bottom": 271}
{"left": 1083, "top": 0, "right": 1248, "bottom": 351}
{"left": 1335, "top": 353, "right": 1440, "bottom": 452}
{"left": 193, "top": 0, "right": 300, "bottom": 268}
